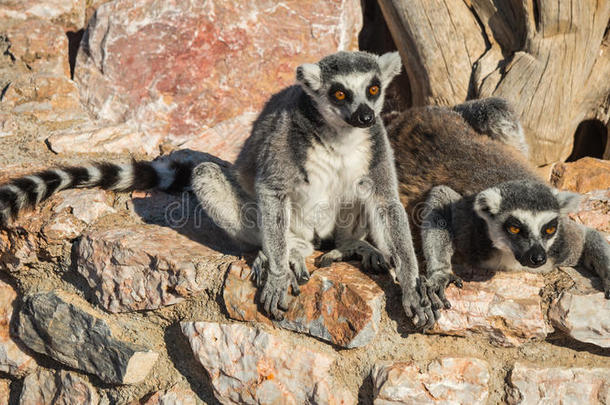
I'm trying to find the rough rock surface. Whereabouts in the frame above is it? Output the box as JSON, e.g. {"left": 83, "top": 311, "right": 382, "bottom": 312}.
{"left": 0, "top": 0, "right": 86, "bottom": 31}
{"left": 181, "top": 321, "right": 354, "bottom": 405}
{"left": 371, "top": 357, "right": 490, "bottom": 404}
{"left": 0, "top": 280, "right": 36, "bottom": 377}
{"left": 0, "top": 379, "right": 8, "bottom": 405}
{"left": 137, "top": 386, "right": 198, "bottom": 405}
{"left": 18, "top": 369, "right": 100, "bottom": 405}
{"left": 507, "top": 362, "right": 610, "bottom": 405}
{"left": 15, "top": 291, "right": 158, "bottom": 384}
{"left": 224, "top": 255, "right": 384, "bottom": 348}
{"left": 570, "top": 189, "right": 610, "bottom": 237}
{"left": 428, "top": 271, "right": 551, "bottom": 347}
{"left": 74, "top": 0, "right": 361, "bottom": 159}
{"left": 551, "top": 158, "right": 610, "bottom": 193}
{"left": 549, "top": 268, "right": 610, "bottom": 348}
{"left": 76, "top": 224, "right": 227, "bottom": 313}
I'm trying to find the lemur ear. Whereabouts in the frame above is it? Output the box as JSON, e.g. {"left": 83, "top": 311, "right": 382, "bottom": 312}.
{"left": 377, "top": 51, "right": 402, "bottom": 85}
{"left": 474, "top": 187, "right": 502, "bottom": 217}
{"left": 296, "top": 63, "right": 322, "bottom": 92}
{"left": 553, "top": 189, "right": 583, "bottom": 214}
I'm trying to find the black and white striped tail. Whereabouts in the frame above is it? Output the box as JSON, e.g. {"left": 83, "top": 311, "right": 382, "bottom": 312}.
{"left": 0, "top": 159, "right": 193, "bottom": 227}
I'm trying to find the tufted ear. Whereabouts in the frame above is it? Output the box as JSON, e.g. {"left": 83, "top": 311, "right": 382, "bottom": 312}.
{"left": 553, "top": 189, "right": 583, "bottom": 215}
{"left": 296, "top": 63, "right": 322, "bottom": 92}
{"left": 377, "top": 51, "right": 402, "bottom": 85}
{"left": 474, "top": 187, "right": 502, "bottom": 217}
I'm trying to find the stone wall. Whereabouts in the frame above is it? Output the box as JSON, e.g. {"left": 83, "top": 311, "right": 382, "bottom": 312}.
{"left": 0, "top": 1, "right": 609, "bottom": 404}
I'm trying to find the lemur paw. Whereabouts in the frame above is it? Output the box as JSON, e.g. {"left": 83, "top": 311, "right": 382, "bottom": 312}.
{"left": 259, "top": 273, "right": 291, "bottom": 321}
{"left": 318, "top": 249, "right": 343, "bottom": 268}
{"left": 424, "top": 271, "right": 463, "bottom": 317}
{"left": 289, "top": 250, "right": 310, "bottom": 286}
{"left": 402, "top": 278, "right": 435, "bottom": 330}
{"left": 359, "top": 248, "right": 390, "bottom": 274}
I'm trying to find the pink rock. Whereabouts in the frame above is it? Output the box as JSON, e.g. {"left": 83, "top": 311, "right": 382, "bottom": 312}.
{"left": 74, "top": 0, "right": 361, "bottom": 156}
{"left": 551, "top": 158, "right": 610, "bottom": 194}
{"left": 549, "top": 267, "right": 610, "bottom": 348}
{"left": 138, "top": 386, "right": 197, "bottom": 405}
{"left": 76, "top": 225, "right": 227, "bottom": 312}
{"left": 18, "top": 369, "right": 100, "bottom": 405}
{"left": 429, "top": 271, "right": 551, "bottom": 347}
{"left": 181, "top": 321, "right": 354, "bottom": 405}
{"left": 1, "top": 17, "right": 70, "bottom": 76}
{"left": 569, "top": 189, "right": 610, "bottom": 236}
{"left": 224, "top": 255, "right": 384, "bottom": 348}
{"left": 0, "top": 280, "right": 36, "bottom": 377}
{"left": 0, "top": 0, "right": 86, "bottom": 31}
{"left": 372, "top": 358, "right": 490, "bottom": 404}
{"left": 507, "top": 362, "right": 610, "bottom": 405}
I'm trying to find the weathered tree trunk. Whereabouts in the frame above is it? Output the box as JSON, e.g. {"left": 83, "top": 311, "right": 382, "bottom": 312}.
{"left": 375, "top": 0, "right": 610, "bottom": 165}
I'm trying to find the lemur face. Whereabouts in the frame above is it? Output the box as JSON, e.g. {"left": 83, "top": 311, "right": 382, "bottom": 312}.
{"left": 474, "top": 180, "right": 582, "bottom": 268}
{"left": 296, "top": 51, "right": 402, "bottom": 130}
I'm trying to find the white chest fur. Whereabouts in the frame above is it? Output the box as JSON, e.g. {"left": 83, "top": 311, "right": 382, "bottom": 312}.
{"left": 290, "top": 128, "right": 372, "bottom": 240}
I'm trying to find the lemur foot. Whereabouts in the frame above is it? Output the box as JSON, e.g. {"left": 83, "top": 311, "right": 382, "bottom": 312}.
{"left": 402, "top": 277, "right": 435, "bottom": 330}
{"left": 318, "top": 241, "right": 390, "bottom": 273}
{"left": 423, "top": 271, "right": 463, "bottom": 326}
{"left": 252, "top": 250, "right": 303, "bottom": 294}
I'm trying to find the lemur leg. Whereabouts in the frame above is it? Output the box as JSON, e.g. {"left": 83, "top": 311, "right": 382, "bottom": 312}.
{"left": 421, "top": 186, "right": 464, "bottom": 322}
{"left": 453, "top": 97, "right": 529, "bottom": 158}
{"left": 557, "top": 220, "right": 610, "bottom": 298}
{"left": 318, "top": 202, "right": 390, "bottom": 273}
{"left": 191, "top": 162, "right": 261, "bottom": 247}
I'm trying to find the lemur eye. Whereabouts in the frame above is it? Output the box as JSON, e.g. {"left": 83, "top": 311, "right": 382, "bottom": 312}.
{"left": 334, "top": 90, "right": 346, "bottom": 101}
{"left": 545, "top": 226, "right": 556, "bottom": 235}
{"left": 508, "top": 226, "right": 521, "bottom": 234}
{"left": 368, "top": 85, "right": 380, "bottom": 96}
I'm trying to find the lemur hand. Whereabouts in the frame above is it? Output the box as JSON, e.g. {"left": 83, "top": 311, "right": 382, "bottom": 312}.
{"left": 424, "top": 271, "right": 463, "bottom": 325}
{"left": 402, "top": 277, "right": 435, "bottom": 330}
{"left": 252, "top": 250, "right": 300, "bottom": 320}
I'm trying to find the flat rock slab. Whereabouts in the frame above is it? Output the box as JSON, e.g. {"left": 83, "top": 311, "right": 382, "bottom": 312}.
{"left": 570, "top": 188, "right": 610, "bottom": 237}
{"left": 19, "top": 369, "right": 100, "bottom": 405}
{"left": 0, "top": 280, "right": 36, "bottom": 377}
{"left": 507, "top": 362, "right": 610, "bottom": 405}
{"left": 223, "top": 256, "right": 384, "bottom": 348}
{"left": 181, "top": 321, "right": 354, "bottom": 405}
{"left": 0, "top": 0, "right": 86, "bottom": 31}
{"left": 549, "top": 268, "right": 610, "bottom": 348}
{"left": 74, "top": 0, "right": 361, "bottom": 159}
{"left": 371, "top": 357, "right": 490, "bottom": 404}
{"left": 76, "top": 224, "right": 227, "bottom": 313}
{"left": 429, "top": 271, "right": 551, "bottom": 347}
{"left": 551, "top": 158, "right": 610, "bottom": 194}
{"left": 14, "top": 291, "right": 158, "bottom": 384}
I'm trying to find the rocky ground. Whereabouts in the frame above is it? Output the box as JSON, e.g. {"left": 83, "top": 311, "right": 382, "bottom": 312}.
{"left": 0, "top": 0, "right": 609, "bottom": 404}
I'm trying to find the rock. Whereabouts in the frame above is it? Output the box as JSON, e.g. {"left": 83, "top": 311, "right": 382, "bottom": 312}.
{"left": 549, "top": 268, "right": 610, "bottom": 348}
{"left": 74, "top": 0, "right": 361, "bottom": 155}
{"left": 371, "top": 357, "right": 490, "bottom": 404}
{"left": 428, "top": 271, "right": 551, "bottom": 347}
{"left": 507, "top": 362, "right": 610, "bottom": 405}
{"left": 0, "top": 0, "right": 86, "bottom": 31}
{"left": 14, "top": 291, "right": 158, "bottom": 384}
{"left": 47, "top": 123, "right": 162, "bottom": 157}
{"left": 551, "top": 158, "right": 610, "bottom": 194}
{"left": 223, "top": 255, "right": 384, "bottom": 348}
{"left": 569, "top": 188, "right": 610, "bottom": 236}
{"left": 2, "top": 73, "right": 90, "bottom": 129}
{"left": 19, "top": 369, "right": 100, "bottom": 405}
{"left": 0, "top": 280, "right": 36, "bottom": 377}
{"left": 137, "top": 386, "right": 197, "bottom": 405}
{"left": 76, "top": 225, "right": 227, "bottom": 313}
{"left": 0, "top": 379, "right": 9, "bottom": 405}
{"left": 181, "top": 321, "right": 354, "bottom": 405}
{"left": 1, "top": 17, "right": 70, "bottom": 76}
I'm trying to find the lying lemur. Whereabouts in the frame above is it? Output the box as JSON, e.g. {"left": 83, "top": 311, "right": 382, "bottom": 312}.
{"left": 389, "top": 99, "right": 610, "bottom": 329}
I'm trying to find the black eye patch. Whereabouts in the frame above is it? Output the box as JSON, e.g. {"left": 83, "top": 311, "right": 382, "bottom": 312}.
{"left": 541, "top": 218, "right": 558, "bottom": 238}
{"left": 328, "top": 83, "right": 352, "bottom": 105}
{"left": 504, "top": 217, "right": 527, "bottom": 237}
{"left": 366, "top": 77, "right": 382, "bottom": 100}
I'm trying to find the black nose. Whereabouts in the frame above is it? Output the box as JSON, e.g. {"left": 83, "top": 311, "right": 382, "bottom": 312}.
{"left": 528, "top": 250, "right": 547, "bottom": 267}
{"left": 351, "top": 105, "right": 375, "bottom": 128}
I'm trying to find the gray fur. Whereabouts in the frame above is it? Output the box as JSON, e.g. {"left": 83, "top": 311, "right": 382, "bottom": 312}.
{"left": 193, "top": 51, "right": 431, "bottom": 325}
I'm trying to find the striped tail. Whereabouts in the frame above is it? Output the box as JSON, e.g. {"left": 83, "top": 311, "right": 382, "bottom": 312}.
{"left": 0, "top": 159, "right": 193, "bottom": 227}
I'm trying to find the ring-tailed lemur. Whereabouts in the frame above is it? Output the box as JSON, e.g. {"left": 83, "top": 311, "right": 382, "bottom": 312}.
{"left": 391, "top": 99, "right": 610, "bottom": 329}
{"left": 0, "top": 51, "right": 434, "bottom": 327}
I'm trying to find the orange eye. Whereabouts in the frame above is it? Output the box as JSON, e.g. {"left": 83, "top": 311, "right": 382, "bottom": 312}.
{"left": 508, "top": 226, "right": 520, "bottom": 234}
{"left": 334, "top": 90, "right": 346, "bottom": 101}
{"left": 369, "top": 85, "right": 380, "bottom": 96}
{"left": 545, "top": 226, "right": 556, "bottom": 235}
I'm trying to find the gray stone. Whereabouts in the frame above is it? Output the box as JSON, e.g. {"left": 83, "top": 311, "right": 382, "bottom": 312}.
{"left": 15, "top": 291, "right": 158, "bottom": 384}
{"left": 19, "top": 369, "right": 100, "bottom": 405}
